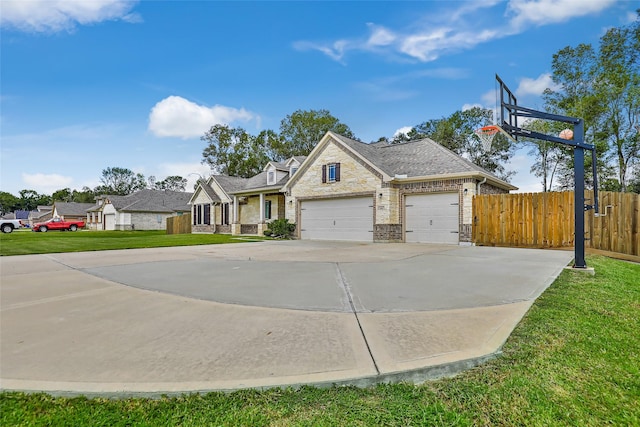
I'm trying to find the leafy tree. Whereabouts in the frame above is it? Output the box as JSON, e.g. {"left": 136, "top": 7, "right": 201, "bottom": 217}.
{"left": 154, "top": 176, "right": 188, "bottom": 191}
{"left": 0, "top": 191, "right": 20, "bottom": 215}
{"left": 596, "top": 14, "right": 640, "bottom": 191}
{"left": 409, "top": 107, "right": 516, "bottom": 181}
{"left": 276, "top": 109, "right": 355, "bottom": 159}
{"left": 18, "top": 189, "right": 50, "bottom": 211}
{"left": 96, "top": 167, "right": 147, "bottom": 195}
{"left": 51, "top": 188, "right": 72, "bottom": 202}
{"left": 202, "top": 125, "right": 270, "bottom": 178}
{"left": 543, "top": 11, "right": 639, "bottom": 191}
{"left": 72, "top": 187, "right": 96, "bottom": 203}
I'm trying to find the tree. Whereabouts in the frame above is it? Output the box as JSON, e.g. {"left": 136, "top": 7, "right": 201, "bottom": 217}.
{"left": 72, "top": 187, "right": 96, "bottom": 203}
{"left": 18, "top": 189, "right": 50, "bottom": 211}
{"left": 597, "top": 14, "right": 640, "bottom": 191}
{"left": 51, "top": 188, "right": 72, "bottom": 202}
{"left": 154, "top": 176, "right": 188, "bottom": 191}
{"left": 96, "top": 167, "right": 147, "bottom": 195}
{"left": 542, "top": 11, "right": 639, "bottom": 191}
{"left": 409, "top": 107, "right": 516, "bottom": 180}
{"left": 521, "top": 120, "right": 568, "bottom": 192}
{"left": 201, "top": 125, "right": 270, "bottom": 178}
{"left": 277, "top": 109, "right": 355, "bottom": 159}
{"left": 0, "top": 191, "right": 20, "bottom": 215}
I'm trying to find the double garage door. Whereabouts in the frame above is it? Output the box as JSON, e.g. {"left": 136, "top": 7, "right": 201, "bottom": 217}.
{"left": 299, "top": 193, "right": 460, "bottom": 244}
{"left": 300, "top": 197, "right": 373, "bottom": 241}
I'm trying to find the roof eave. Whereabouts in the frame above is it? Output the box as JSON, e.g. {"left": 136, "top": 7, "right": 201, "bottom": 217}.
{"left": 389, "top": 171, "right": 518, "bottom": 191}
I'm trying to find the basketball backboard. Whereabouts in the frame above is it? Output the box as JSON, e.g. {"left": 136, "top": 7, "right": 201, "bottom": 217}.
{"left": 496, "top": 74, "right": 518, "bottom": 141}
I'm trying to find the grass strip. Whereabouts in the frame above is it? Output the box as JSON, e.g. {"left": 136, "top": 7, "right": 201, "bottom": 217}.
{"left": 1, "top": 255, "right": 638, "bottom": 426}
{"left": 0, "top": 230, "right": 266, "bottom": 256}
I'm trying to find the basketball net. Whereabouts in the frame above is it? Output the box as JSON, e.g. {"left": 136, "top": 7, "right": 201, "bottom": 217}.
{"left": 474, "top": 125, "right": 501, "bottom": 151}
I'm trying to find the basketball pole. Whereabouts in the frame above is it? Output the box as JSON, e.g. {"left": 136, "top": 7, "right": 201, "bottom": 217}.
{"left": 573, "top": 119, "right": 587, "bottom": 268}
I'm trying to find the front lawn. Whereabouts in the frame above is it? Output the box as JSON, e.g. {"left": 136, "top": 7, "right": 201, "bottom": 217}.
{"left": 0, "top": 230, "right": 264, "bottom": 256}
{"left": 1, "top": 255, "right": 638, "bottom": 426}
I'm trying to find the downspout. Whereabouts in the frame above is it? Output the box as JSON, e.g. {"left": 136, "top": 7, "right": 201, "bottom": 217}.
{"left": 476, "top": 177, "right": 487, "bottom": 195}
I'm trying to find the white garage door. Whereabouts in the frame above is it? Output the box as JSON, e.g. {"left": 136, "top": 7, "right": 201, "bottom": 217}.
{"left": 104, "top": 214, "right": 115, "bottom": 231}
{"left": 405, "top": 193, "right": 459, "bottom": 244}
{"left": 300, "top": 197, "right": 373, "bottom": 241}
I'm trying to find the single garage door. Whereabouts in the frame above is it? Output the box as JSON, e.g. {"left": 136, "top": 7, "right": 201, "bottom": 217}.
{"left": 405, "top": 193, "right": 459, "bottom": 244}
{"left": 300, "top": 197, "right": 373, "bottom": 241}
{"left": 103, "top": 214, "right": 115, "bottom": 231}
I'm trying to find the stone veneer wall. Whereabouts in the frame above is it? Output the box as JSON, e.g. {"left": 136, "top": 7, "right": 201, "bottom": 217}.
{"left": 192, "top": 224, "right": 214, "bottom": 233}
{"left": 373, "top": 224, "right": 402, "bottom": 242}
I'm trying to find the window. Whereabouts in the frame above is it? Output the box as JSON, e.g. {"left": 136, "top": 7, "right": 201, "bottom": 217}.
{"left": 321, "top": 163, "right": 341, "bottom": 183}
{"left": 221, "top": 203, "right": 230, "bottom": 225}
{"left": 193, "top": 204, "right": 211, "bottom": 225}
{"left": 290, "top": 167, "right": 298, "bottom": 175}
{"left": 268, "top": 171, "right": 275, "bottom": 184}
{"left": 328, "top": 164, "right": 336, "bottom": 182}
{"left": 265, "top": 200, "right": 272, "bottom": 220}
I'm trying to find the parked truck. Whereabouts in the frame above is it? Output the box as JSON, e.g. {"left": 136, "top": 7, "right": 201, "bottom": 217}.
{"left": 0, "top": 219, "right": 24, "bottom": 233}
{"left": 32, "top": 218, "right": 85, "bottom": 232}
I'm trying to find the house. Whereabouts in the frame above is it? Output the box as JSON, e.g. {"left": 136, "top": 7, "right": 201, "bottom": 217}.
{"left": 52, "top": 202, "right": 95, "bottom": 222}
{"left": 27, "top": 206, "right": 53, "bottom": 226}
{"left": 189, "top": 156, "right": 305, "bottom": 235}
{"left": 282, "top": 132, "right": 516, "bottom": 243}
{"left": 87, "top": 189, "right": 192, "bottom": 231}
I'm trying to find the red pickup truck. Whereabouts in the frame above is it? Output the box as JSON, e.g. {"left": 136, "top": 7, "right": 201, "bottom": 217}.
{"left": 32, "top": 218, "right": 85, "bottom": 232}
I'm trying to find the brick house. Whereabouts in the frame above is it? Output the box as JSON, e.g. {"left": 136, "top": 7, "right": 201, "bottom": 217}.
{"left": 189, "top": 157, "right": 305, "bottom": 235}
{"left": 281, "top": 132, "right": 516, "bottom": 243}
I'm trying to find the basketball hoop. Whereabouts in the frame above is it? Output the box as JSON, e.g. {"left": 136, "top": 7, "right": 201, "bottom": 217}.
{"left": 474, "top": 125, "right": 501, "bottom": 151}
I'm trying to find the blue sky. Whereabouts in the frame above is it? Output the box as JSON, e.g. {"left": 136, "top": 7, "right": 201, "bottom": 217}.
{"left": 1, "top": 0, "right": 635, "bottom": 196}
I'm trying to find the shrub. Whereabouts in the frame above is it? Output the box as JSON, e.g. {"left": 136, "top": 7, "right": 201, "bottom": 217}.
{"left": 266, "top": 219, "right": 295, "bottom": 238}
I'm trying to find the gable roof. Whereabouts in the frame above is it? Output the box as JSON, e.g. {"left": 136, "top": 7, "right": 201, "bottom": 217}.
{"left": 95, "top": 190, "right": 193, "bottom": 213}
{"left": 54, "top": 202, "right": 95, "bottom": 216}
{"left": 285, "top": 131, "right": 516, "bottom": 191}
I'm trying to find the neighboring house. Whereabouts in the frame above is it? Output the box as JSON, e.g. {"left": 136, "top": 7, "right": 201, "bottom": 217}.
{"left": 53, "top": 202, "right": 95, "bottom": 223}
{"left": 190, "top": 156, "right": 305, "bottom": 235}
{"left": 282, "top": 132, "right": 516, "bottom": 244}
{"left": 28, "top": 206, "right": 53, "bottom": 226}
{"left": 87, "top": 189, "right": 192, "bottom": 231}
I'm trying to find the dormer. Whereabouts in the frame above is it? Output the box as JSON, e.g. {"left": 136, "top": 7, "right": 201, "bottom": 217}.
{"left": 285, "top": 156, "right": 306, "bottom": 177}
{"left": 263, "top": 161, "right": 289, "bottom": 185}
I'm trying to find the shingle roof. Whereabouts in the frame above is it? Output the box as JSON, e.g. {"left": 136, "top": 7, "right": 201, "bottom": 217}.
{"left": 198, "top": 181, "right": 221, "bottom": 202}
{"left": 332, "top": 133, "right": 498, "bottom": 179}
{"left": 99, "top": 190, "right": 193, "bottom": 213}
{"left": 212, "top": 172, "right": 288, "bottom": 195}
{"left": 54, "top": 202, "right": 95, "bottom": 216}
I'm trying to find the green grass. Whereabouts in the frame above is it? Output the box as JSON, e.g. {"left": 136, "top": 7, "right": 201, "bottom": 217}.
{"left": 1, "top": 255, "right": 638, "bottom": 426}
{"left": 0, "top": 230, "right": 266, "bottom": 256}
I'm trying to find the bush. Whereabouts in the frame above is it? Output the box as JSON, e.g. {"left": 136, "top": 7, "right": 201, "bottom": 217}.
{"left": 265, "top": 219, "right": 295, "bottom": 238}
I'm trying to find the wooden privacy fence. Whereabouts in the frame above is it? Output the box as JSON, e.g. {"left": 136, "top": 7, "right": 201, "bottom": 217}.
{"left": 166, "top": 213, "right": 192, "bottom": 234}
{"left": 473, "top": 191, "right": 640, "bottom": 257}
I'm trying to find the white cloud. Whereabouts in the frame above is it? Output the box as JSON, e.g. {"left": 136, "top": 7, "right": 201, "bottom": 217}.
{"left": 393, "top": 126, "right": 413, "bottom": 137}
{"left": 295, "top": 0, "right": 617, "bottom": 64}
{"left": 0, "top": 0, "right": 141, "bottom": 33}
{"left": 516, "top": 73, "right": 561, "bottom": 97}
{"left": 148, "top": 96, "right": 257, "bottom": 139}
{"left": 366, "top": 23, "right": 396, "bottom": 47}
{"left": 507, "top": 0, "right": 618, "bottom": 30}
{"left": 21, "top": 173, "right": 74, "bottom": 194}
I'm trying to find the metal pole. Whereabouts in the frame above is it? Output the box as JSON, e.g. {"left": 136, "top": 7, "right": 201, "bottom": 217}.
{"left": 573, "top": 120, "right": 587, "bottom": 268}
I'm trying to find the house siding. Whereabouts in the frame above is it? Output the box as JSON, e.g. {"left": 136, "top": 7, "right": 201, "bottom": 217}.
{"left": 287, "top": 139, "right": 381, "bottom": 235}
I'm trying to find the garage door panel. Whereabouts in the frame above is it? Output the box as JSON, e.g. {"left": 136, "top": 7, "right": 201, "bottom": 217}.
{"left": 301, "top": 197, "right": 373, "bottom": 241}
{"left": 405, "top": 193, "right": 459, "bottom": 244}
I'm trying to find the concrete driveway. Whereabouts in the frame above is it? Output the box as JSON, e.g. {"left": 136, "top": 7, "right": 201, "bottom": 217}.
{"left": 0, "top": 241, "right": 573, "bottom": 397}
